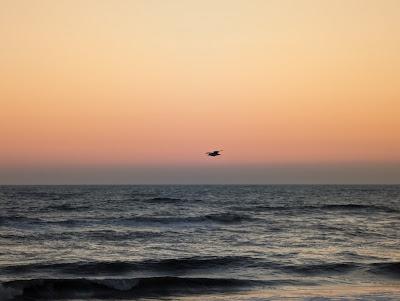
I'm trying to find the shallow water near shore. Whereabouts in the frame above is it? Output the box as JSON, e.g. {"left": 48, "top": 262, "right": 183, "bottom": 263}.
{"left": 1, "top": 185, "right": 399, "bottom": 300}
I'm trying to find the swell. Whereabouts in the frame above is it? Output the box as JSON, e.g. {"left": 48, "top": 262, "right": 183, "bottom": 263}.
{"left": 41, "top": 203, "right": 90, "bottom": 212}
{"left": 107, "top": 197, "right": 199, "bottom": 204}
{"left": 0, "top": 213, "right": 255, "bottom": 228}
{"left": 147, "top": 197, "right": 185, "bottom": 203}
{"left": 2, "top": 256, "right": 256, "bottom": 275}
{"left": 314, "top": 204, "right": 399, "bottom": 213}
{"left": 281, "top": 262, "right": 400, "bottom": 278}
{"left": 0, "top": 229, "right": 164, "bottom": 241}
{"left": 0, "top": 215, "right": 44, "bottom": 226}
{"left": 106, "top": 213, "right": 255, "bottom": 225}
{"left": 368, "top": 262, "right": 400, "bottom": 278}
{"left": 3, "top": 258, "right": 400, "bottom": 279}
{"left": 281, "top": 262, "right": 359, "bottom": 275}
{"left": 0, "top": 276, "right": 261, "bottom": 300}
{"left": 233, "top": 204, "right": 399, "bottom": 213}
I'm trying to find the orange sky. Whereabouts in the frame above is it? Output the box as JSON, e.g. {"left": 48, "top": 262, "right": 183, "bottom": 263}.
{"left": 1, "top": 0, "right": 400, "bottom": 170}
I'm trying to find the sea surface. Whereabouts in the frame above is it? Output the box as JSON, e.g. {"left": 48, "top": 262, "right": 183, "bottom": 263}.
{"left": 0, "top": 185, "right": 399, "bottom": 300}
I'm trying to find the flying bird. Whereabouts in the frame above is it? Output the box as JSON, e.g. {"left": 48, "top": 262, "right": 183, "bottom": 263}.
{"left": 206, "top": 150, "right": 223, "bottom": 157}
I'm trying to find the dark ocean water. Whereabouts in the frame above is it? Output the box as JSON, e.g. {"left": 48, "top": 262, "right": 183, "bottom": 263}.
{"left": 0, "top": 185, "right": 399, "bottom": 300}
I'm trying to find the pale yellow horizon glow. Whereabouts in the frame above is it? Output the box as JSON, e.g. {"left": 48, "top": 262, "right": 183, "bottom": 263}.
{"left": 1, "top": 0, "right": 400, "bottom": 168}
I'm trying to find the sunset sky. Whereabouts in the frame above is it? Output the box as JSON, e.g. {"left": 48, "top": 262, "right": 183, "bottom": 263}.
{"left": 1, "top": 0, "right": 400, "bottom": 183}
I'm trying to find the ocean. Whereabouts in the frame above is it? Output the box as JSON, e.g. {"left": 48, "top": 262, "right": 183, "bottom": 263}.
{"left": 0, "top": 185, "right": 399, "bottom": 300}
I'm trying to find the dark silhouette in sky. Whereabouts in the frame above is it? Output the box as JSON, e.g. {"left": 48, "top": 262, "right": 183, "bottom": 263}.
{"left": 206, "top": 150, "right": 222, "bottom": 157}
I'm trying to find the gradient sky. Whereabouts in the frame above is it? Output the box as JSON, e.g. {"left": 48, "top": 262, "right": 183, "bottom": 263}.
{"left": 1, "top": 0, "right": 400, "bottom": 184}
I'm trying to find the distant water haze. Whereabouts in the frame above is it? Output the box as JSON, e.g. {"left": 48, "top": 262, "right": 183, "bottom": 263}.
{"left": 1, "top": 163, "right": 399, "bottom": 185}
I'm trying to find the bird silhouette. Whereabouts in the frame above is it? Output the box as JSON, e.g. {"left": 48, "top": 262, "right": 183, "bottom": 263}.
{"left": 206, "top": 150, "right": 222, "bottom": 157}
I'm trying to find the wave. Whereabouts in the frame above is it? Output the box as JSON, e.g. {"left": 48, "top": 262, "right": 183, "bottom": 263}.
{"left": 204, "top": 213, "right": 254, "bottom": 223}
{"left": 2, "top": 256, "right": 256, "bottom": 276}
{"left": 0, "top": 215, "right": 44, "bottom": 226}
{"left": 281, "top": 261, "right": 400, "bottom": 278}
{"left": 78, "top": 229, "right": 163, "bottom": 241}
{"left": 117, "top": 213, "right": 255, "bottom": 225}
{"left": 0, "top": 212, "right": 254, "bottom": 229}
{"left": 282, "top": 262, "right": 360, "bottom": 275}
{"left": 148, "top": 197, "right": 184, "bottom": 202}
{"left": 1, "top": 229, "right": 164, "bottom": 242}
{"left": 43, "top": 203, "right": 90, "bottom": 211}
{"left": 314, "top": 204, "right": 399, "bottom": 213}
{"left": 6, "top": 257, "right": 399, "bottom": 279}
{"left": 0, "top": 216, "right": 92, "bottom": 228}
{"left": 368, "top": 262, "right": 400, "bottom": 278}
{"left": 0, "top": 276, "right": 260, "bottom": 300}
{"left": 232, "top": 204, "right": 399, "bottom": 213}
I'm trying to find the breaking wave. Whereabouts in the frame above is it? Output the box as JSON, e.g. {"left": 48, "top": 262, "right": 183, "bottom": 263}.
{"left": 0, "top": 277, "right": 261, "bottom": 300}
